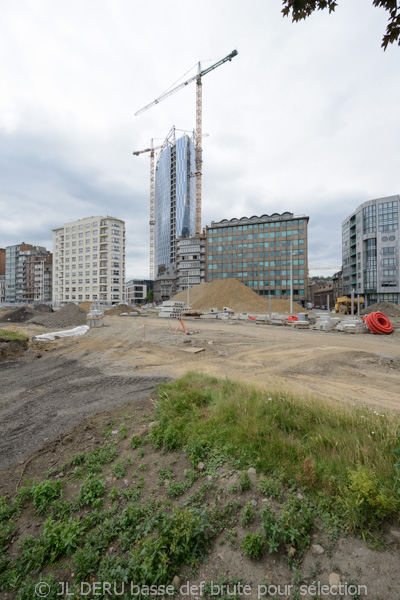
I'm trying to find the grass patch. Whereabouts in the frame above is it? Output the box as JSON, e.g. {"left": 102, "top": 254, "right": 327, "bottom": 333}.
{"left": 0, "top": 328, "right": 28, "bottom": 341}
{"left": 150, "top": 372, "right": 400, "bottom": 533}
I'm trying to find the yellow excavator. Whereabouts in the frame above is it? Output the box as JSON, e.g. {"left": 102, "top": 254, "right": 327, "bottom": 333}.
{"left": 335, "top": 296, "right": 365, "bottom": 314}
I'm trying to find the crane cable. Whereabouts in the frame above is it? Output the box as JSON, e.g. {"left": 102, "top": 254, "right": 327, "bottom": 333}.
{"left": 362, "top": 311, "right": 393, "bottom": 335}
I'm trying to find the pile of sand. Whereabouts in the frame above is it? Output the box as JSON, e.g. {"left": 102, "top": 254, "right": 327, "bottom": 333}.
{"left": 104, "top": 304, "right": 139, "bottom": 316}
{"left": 361, "top": 301, "right": 400, "bottom": 318}
{"left": 29, "top": 304, "right": 87, "bottom": 328}
{"left": 172, "top": 278, "right": 305, "bottom": 314}
{"left": 78, "top": 301, "right": 92, "bottom": 313}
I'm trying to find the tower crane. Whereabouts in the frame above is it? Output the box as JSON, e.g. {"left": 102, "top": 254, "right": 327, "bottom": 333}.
{"left": 135, "top": 49, "right": 238, "bottom": 236}
{"left": 133, "top": 130, "right": 210, "bottom": 280}
{"left": 133, "top": 140, "right": 163, "bottom": 279}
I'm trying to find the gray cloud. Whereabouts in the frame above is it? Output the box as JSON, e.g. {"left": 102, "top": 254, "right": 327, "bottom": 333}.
{"left": 1, "top": 0, "right": 399, "bottom": 281}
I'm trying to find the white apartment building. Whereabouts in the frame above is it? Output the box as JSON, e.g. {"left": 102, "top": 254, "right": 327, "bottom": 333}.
{"left": 52, "top": 216, "right": 125, "bottom": 305}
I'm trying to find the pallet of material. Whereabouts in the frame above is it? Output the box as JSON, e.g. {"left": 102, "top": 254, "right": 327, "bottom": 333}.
{"left": 158, "top": 301, "right": 185, "bottom": 319}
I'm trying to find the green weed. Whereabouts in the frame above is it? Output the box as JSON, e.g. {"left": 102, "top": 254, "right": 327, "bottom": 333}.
{"left": 261, "top": 495, "right": 313, "bottom": 561}
{"left": 241, "top": 502, "right": 255, "bottom": 526}
{"left": 130, "top": 435, "right": 142, "bottom": 449}
{"left": 69, "top": 452, "right": 86, "bottom": 466}
{"left": 238, "top": 471, "right": 252, "bottom": 491}
{"left": 77, "top": 475, "right": 106, "bottom": 507}
{"left": 242, "top": 532, "right": 265, "bottom": 559}
{"left": 258, "top": 475, "right": 283, "bottom": 500}
{"left": 85, "top": 443, "right": 118, "bottom": 474}
{"left": 31, "top": 480, "right": 63, "bottom": 515}
{"left": 112, "top": 459, "right": 127, "bottom": 479}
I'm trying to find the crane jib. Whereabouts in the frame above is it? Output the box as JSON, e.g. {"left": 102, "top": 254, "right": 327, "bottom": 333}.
{"left": 135, "top": 49, "right": 238, "bottom": 116}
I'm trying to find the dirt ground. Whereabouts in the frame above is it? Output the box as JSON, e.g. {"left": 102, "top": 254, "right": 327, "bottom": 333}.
{"left": 1, "top": 315, "right": 400, "bottom": 599}
{"left": 0, "top": 354, "right": 167, "bottom": 471}
{"left": 17, "top": 314, "right": 400, "bottom": 413}
{"left": 2, "top": 313, "right": 400, "bottom": 480}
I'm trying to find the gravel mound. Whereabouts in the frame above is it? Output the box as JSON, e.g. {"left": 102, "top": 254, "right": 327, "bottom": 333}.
{"left": 105, "top": 304, "right": 139, "bottom": 316}
{"left": 172, "top": 278, "right": 306, "bottom": 314}
{"left": 29, "top": 304, "right": 87, "bottom": 328}
{"left": 34, "top": 304, "right": 54, "bottom": 313}
{"left": 0, "top": 307, "right": 35, "bottom": 323}
{"left": 361, "top": 301, "right": 400, "bottom": 318}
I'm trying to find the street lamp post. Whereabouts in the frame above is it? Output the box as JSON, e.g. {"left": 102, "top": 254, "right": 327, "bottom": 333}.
{"left": 290, "top": 248, "right": 293, "bottom": 314}
{"left": 183, "top": 270, "right": 190, "bottom": 308}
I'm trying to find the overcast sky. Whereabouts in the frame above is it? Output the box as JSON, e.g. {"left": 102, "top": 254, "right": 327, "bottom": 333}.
{"left": 1, "top": 0, "right": 399, "bottom": 279}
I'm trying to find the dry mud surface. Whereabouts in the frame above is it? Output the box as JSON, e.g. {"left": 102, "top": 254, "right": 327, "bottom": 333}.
{"left": 0, "top": 354, "right": 166, "bottom": 470}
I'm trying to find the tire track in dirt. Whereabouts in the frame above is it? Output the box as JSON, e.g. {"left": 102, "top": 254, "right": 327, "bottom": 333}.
{"left": 0, "top": 355, "right": 168, "bottom": 469}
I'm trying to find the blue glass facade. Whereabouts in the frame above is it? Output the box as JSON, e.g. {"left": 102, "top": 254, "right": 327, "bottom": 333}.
{"left": 154, "top": 134, "right": 196, "bottom": 271}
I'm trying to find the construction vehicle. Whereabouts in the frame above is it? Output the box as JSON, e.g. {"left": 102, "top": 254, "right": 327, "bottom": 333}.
{"left": 335, "top": 296, "right": 365, "bottom": 314}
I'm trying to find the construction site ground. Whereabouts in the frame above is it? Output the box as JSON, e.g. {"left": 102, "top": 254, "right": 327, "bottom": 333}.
{"left": 1, "top": 314, "right": 400, "bottom": 599}
{"left": 8, "top": 313, "right": 400, "bottom": 422}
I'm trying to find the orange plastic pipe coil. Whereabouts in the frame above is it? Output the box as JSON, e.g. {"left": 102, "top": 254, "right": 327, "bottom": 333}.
{"left": 363, "top": 311, "right": 393, "bottom": 335}
{"left": 286, "top": 316, "right": 298, "bottom": 321}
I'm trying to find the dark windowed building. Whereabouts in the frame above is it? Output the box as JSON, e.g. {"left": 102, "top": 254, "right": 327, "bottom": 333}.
{"left": 206, "top": 212, "right": 309, "bottom": 301}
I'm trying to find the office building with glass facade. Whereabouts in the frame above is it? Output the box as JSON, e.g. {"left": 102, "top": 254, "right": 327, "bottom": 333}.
{"left": 154, "top": 129, "right": 196, "bottom": 274}
{"left": 342, "top": 194, "right": 400, "bottom": 305}
{"left": 206, "top": 212, "right": 309, "bottom": 300}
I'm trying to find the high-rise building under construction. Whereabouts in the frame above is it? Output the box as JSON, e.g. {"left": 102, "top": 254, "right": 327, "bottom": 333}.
{"left": 154, "top": 128, "right": 196, "bottom": 276}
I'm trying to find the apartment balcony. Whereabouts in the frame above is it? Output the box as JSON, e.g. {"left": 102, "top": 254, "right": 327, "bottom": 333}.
{"left": 100, "top": 245, "right": 108, "bottom": 251}
{"left": 100, "top": 278, "right": 108, "bottom": 284}
{"left": 100, "top": 286, "right": 107, "bottom": 292}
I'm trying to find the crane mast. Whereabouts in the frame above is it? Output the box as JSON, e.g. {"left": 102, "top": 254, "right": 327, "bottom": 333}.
{"left": 133, "top": 140, "right": 162, "bottom": 279}
{"left": 135, "top": 49, "right": 238, "bottom": 237}
{"left": 195, "top": 66, "right": 202, "bottom": 235}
